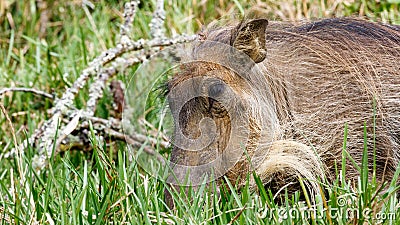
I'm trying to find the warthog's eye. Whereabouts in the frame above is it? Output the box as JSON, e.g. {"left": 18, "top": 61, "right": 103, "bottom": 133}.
{"left": 208, "top": 80, "right": 225, "bottom": 98}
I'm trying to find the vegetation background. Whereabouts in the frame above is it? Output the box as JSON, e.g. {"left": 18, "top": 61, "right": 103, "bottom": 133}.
{"left": 1, "top": 0, "right": 400, "bottom": 224}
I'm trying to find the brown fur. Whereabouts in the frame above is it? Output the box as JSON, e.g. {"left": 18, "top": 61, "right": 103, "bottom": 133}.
{"left": 166, "top": 18, "right": 400, "bottom": 198}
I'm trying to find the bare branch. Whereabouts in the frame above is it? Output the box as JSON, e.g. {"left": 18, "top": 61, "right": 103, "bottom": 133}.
{"left": 0, "top": 87, "right": 54, "bottom": 99}
{"left": 149, "top": 0, "right": 166, "bottom": 40}
{"left": 120, "top": 0, "right": 140, "bottom": 44}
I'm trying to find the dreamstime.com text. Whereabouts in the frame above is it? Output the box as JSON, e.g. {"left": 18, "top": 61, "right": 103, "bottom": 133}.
{"left": 257, "top": 198, "right": 396, "bottom": 222}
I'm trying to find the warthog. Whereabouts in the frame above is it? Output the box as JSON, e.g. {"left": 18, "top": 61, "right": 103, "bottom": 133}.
{"left": 164, "top": 17, "right": 400, "bottom": 200}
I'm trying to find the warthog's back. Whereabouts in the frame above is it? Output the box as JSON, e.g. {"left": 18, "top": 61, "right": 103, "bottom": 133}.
{"left": 264, "top": 18, "right": 400, "bottom": 182}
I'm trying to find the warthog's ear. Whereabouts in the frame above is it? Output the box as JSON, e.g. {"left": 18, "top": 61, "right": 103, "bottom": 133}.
{"left": 231, "top": 19, "right": 268, "bottom": 63}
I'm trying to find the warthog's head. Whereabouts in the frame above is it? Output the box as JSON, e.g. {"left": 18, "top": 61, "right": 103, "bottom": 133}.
{"left": 165, "top": 19, "right": 273, "bottom": 186}
{"left": 164, "top": 19, "right": 324, "bottom": 195}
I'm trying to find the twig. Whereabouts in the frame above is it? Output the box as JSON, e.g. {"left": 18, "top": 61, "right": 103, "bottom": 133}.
{"left": 105, "top": 128, "right": 166, "bottom": 164}
{"left": 149, "top": 0, "right": 166, "bottom": 40}
{"left": 120, "top": 0, "right": 140, "bottom": 43}
{"left": 227, "top": 205, "right": 247, "bottom": 225}
{"left": 0, "top": 87, "right": 54, "bottom": 99}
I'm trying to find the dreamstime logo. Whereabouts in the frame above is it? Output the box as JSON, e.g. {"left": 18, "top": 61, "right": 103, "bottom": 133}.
{"left": 257, "top": 195, "right": 396, "bottom": 222}
{"left": 122, "top": 40, "right": 276, "bottom": 186}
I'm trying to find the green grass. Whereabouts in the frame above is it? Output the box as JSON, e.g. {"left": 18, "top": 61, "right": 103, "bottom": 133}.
{"left": 1, "top": 0, "right": 400, "bottom": 224}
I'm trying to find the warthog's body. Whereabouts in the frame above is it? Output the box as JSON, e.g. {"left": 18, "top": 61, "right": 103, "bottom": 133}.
{"left": 166, "top": 18, "right": 400, "bottom": 195}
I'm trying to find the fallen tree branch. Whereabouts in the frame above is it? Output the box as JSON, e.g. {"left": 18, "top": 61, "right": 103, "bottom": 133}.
{"left": 16, "top": 0, "right": 196, "bottom": 172}
{"left": 32, "top": 35, "right": 194, "bottom": 159}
